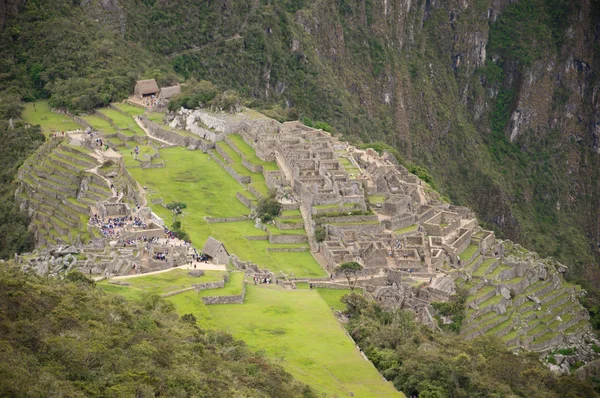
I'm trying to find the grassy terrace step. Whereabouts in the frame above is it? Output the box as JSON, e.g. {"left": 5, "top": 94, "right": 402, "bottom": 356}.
{"left": 473, "top": 258, "right": 496, "bottom": 277}
{"left": 264, "top": 224, "right": 306, "bottom": 236}
{"left": 501, "top": 329, "right": 521, "bottom": 343}
{"left": 281, "top": 209, "right": 301, "bottom": 217}
{"left": 540, "top": 292, "right": 570, "bottom": 312}
{"left": 504, "top": 275, "right": 525, "bottom": 286}
{"left": 564, "top": 320, "right": 589, "bottom": 334}
{"left": 478, "top": 293, "right": 504, "bottom": 309}
{"left": 48, "top": 153, "right": 86, "bottom": 172}
{"left": 459, "top": 244, "right": 479, "bottom": 261}
{"left": 488, "top": 264, "right": 511, "bottom": 279}
{"left": 467, "top": 285, "right": 496, "bottom": 303}
{"left": 549, "top": 313, "right": 574, "bottom": 330}
{"left": 55, "top": 149, "right": 97, "bottom": 168}
{"left": 41, "top": 159, "right": 82, "bottom": 179}
{"left": 227, "top": 134, "right": 279, "bottom": 171}
{"left": 533, "top": 331, "right": 560, "bottom": 344}
{"left": 81, "top": 115, "right": 119, "bottom": 134}
{"left": 487, "top": 312, "right": 516, "bottom": 336}
{"left": 463, "top": 310, "right": 497, "bottom": 332}
{"left": 464, "top": 255, "right": 481, "bottom": 270}
{"left": 475, "top": 313, "right": 507, "bottom": 332}
{"left": 394, "top": 224, "right": 418, "bottom": 234}
{"left": 524, "top": 280, "right": 551, "bottom": 295}
{"left": 552, "top": 300, "right": 578, "bottom": 316}
{"left": 112, "top": 102, "right": 145, "bottom": 116}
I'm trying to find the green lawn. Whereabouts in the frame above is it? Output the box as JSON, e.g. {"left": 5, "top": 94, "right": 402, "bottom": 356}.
{"left": 170, "top": 285, "right": 402, "bottom": 397}
{"left": 127, "top": 148, "right": 324, "bottom": 277}
{"left": 393, "top": 224, "right": 418, "bottom": 234}
{"left": 316, "top": 288, "right": 353, "bottom": 311}
{"left": 80, "top": 115, "right": 119, "bottom": 134}
{"left": 97, "top": 269, "right": 227, "bottom": 299}
{"left": 112, "top": 102, "right": 145, "bottom": 116}
{"left": 22, "top": 101, "right": 81, "bottom": 134}
{"left": 339, "top": 156, "right": 361, "bottom": 176}
{"left": 368, "top": 195, "right": 387, "bottom": 204}
{"left": 97, "top": 108, "right": 137, "bottom": 129}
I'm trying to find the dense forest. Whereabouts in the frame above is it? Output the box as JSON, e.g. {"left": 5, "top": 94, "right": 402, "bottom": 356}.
{"left": 342, "top": 292, "right": 599, "bottom": 397}
{"left": 0, "top": 264, "right": 315, "bottom": 397}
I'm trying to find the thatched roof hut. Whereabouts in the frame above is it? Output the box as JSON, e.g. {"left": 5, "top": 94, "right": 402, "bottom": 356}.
{"left": 134, "top": 79, "right": 159, "bottom": 98}
{"left": 158, "top": 84, "right": 181, "bottom": 102}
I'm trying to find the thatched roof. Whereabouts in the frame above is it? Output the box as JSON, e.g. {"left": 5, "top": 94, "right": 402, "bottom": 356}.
{"left": 159, "top": 85, "right": 181, "bottom": 100}
{"left": 202, "top": 236, "right": 227, "bottom": 257}
{"left": 135, "top": 79, "right": 159, "bottom": 95}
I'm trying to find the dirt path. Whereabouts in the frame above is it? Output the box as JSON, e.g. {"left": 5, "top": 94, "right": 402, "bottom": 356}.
{"left": 106, "top": 262, "right": 227, "bottom": 281}
{"left": 135, "top": 117, "right": 176, "bottom": 146}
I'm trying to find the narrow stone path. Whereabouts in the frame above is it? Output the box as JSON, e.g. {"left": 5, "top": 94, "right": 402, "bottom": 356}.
{"left": 135, "top": 117, "right": 176, "bottom": 146}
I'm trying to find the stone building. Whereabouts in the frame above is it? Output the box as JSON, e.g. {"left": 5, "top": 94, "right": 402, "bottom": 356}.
{"left": 202, "top": 236, "right": 229, "bottom": 265}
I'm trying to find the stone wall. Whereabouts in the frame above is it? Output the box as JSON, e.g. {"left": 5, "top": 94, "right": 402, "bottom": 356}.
{"left": 318, "top": 215, "right": 379, "bottom": 224}
{"left": 268, "top": 234, "right": 308, "bottom": 244}
{"left": 201, "top": 282, "right": 246, "bottom": 305}
{"left": 236, "top": 192, "right": 255, "bottom": 209}
{"left": 267, "top": 247, "right": 308, "bottom": 252}
{"left": 194, "top": 276, "right": 227, "bottom": 291}
{"left": 208, "top": 150, "right": 251, "bottom": 184}
{"left": 140, "top": 115, "right": 214, "bottom": 151}
{"left": 205, "top": 216, "right": 249, "bottom": 223}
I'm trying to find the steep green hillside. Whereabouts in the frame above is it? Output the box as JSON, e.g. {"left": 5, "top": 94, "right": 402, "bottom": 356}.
{"left": 0, "top": 264, "right": 315, "bottom": 397}
{"left": 1, "top": 0, "right": 600, "bottom": 304}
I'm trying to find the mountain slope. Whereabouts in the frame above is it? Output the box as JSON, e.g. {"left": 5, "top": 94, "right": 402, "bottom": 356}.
{"left": 1, "top": 0, "right": 600, "bottom": 292}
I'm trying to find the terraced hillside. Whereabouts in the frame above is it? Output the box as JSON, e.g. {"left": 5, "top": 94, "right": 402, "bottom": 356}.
{"left": 456, "top": 242, "right": 589, "bottom": 352}
{"left": 15, "top": 138, "right": 112, "bottom": 246}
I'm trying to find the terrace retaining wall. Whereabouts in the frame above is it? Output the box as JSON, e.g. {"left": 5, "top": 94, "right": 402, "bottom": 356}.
{"left": 208, "top": 150, "right": 251, "bottom": 184}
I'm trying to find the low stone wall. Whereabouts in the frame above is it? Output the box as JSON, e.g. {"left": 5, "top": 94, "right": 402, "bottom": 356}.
{"left": 318, "top": 215, "right": 379, "bottom": 224}
{"left": 216, "top": 144, "right": 234, "bottom": 164}
{"left": 161, "top": 287, "right": 195, "bottom": 297}
{"left": 208, "top": 150, "right": 251, "bottom": 184}
{"left": 236, "top": 192, "right": 255, "bottom": 209}
{"left": 267, "top": 247, "right": 308, "bottom": 252}
{"left": 193, "top": 278, "right": 227, "bottom": 291}
{"left": 311, "top": 282, "right": 354, "bottom": 290}
{"left": 74, "top": 116, "right": 93, "bottom": 130}
{"left": 247, "top": 184, "right": 263, "bottom": 199}
{"left": 205, "top": 216, "right": 249, "bottom": 223}
{"left": 245, "top": 235, "right": 268, "bottom": 241}
{"left": 202, "top": 282, "right": 246, "bottom": 305}
{"left": 140, "top": 115, "right": 214, "bottom": 150}
{"left": 268, "top": 234, "right": 307, "bottom": 244}
{"left": 242, "top": 158, "right": 262, "bottom": 173}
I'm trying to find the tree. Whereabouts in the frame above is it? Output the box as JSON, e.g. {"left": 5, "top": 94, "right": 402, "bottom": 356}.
{"left": 256, "top": 192, "right": 281, "bottom": 222}
{"left": 336, "top": 261, "right": 363, "bottom": 290}
{"left": 166, "top": 201, "right": 187, "bottom": 222}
